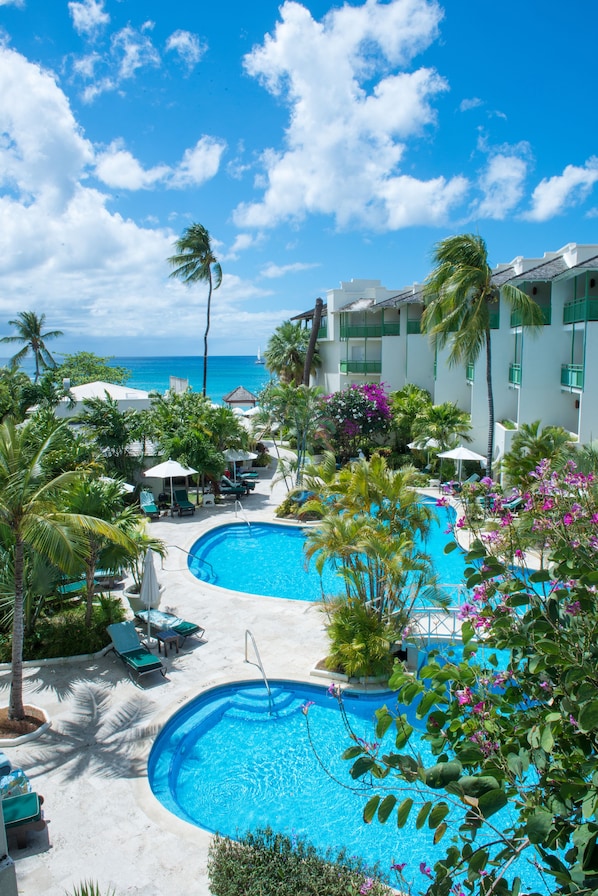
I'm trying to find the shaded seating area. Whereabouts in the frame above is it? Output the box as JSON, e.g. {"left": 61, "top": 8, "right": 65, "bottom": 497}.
{"left": 140, "top": 490, "right": 160, "bottom": 520}
{"left": 172, "top": 489, "right": 195, "bottom": 517}
{"left": 220, "top": 475, "right": 253, "bottom": 496}
{"left": 134, "top": 609, "right": 205, "bottom": 645}
{"left": 441, "top": 472, "right": 480, "bottom": 494}
{"left": 106, "top": 621, "right": 166, "bottom": 683}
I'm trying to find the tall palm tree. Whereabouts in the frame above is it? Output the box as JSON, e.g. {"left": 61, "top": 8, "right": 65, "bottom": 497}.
{"left": 422, "top": 234, "right": 544, "bottom": 476}
{"left": 501, "top": 420, "right": 571, "bottom": 489}
{"left": 168, "top": 223, "right": 222, "bottom": 397}
{"left": 411, "top": 401, "right": 472, "bottom": 474}
{"left": 1, "top": 311, "right": 63, "bottom": 382}
{"left": 264, "top": 321, "right": 318, "bottom": 385}
{"left": 0, "top": 418, "right": 130, "bottom": 720}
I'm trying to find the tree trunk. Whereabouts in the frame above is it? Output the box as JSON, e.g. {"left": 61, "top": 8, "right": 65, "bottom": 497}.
{"left": 203, "top": 273, "right": 213, "bottom": 398}
{"left": 302, "top": 298, "right": 323, "bottom": 386}
{"left": 485, "top": 326, "right": 494, "bottom": 478}
{"left": 9, "top": 539, "right": 25, "bottom": 721}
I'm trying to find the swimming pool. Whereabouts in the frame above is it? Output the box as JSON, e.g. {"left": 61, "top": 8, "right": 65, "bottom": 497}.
{"left": 187, "top": 500, "right": 467, "bottom": 603}
{"left": 149, "top": 679, "right": 545, "bottom": 891}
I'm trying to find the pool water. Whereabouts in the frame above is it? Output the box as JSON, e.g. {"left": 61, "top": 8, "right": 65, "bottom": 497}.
{"left": 187, "top": 501, "right": 467, "bottom": 603}
{"left": 149, "top": 679, "right": 545, "bottom": 892}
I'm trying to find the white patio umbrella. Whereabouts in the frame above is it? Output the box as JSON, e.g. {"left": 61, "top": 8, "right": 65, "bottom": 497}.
{"left": 140, "top": 549, "right": 160, "bottom": 647}
{"left": 437, "top": 445, "right": 486, "bottom": 481}
{"left": 223, "top": 448, "right": 258, "bottom": 482}
{"left": 143, "top": 458, "right": 198, "bottom": 503}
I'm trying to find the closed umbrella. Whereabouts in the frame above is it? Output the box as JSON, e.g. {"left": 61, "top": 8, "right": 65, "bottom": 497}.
{"left": 437, "top": 445, "right": 486, "bottom": 481}
{"left": 143, "top": 458, "right": 198, "bottom": 504}
{"left": 140, "top": 549, "right": 160, "bottom": 647}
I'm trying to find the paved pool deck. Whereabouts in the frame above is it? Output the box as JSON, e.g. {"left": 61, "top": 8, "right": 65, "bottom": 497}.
{"left": 0, "top": 457, "right": 332, "bottom": 896}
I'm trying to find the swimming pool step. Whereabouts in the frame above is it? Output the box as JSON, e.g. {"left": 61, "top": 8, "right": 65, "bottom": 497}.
{"left": 225, "top": 687, "right": 300, "bottom": 720}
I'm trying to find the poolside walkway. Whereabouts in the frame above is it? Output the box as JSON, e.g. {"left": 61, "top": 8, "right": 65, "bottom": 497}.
{"left": 0, "top": 452, "right": 331, "bottom": 896}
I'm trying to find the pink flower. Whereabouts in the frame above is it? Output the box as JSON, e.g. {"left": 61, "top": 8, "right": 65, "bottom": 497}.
{"left": 456, "top": 687, "right": 472, "bottom": 706}
{"left": 563, "top": 513, "right": 574, "bottom": 526}
{"left": 391, "top": 863, "right": 407, "bottom": 872}
{"left": 420, "top": 862, "right": 432, "bottom": 878}
{"left": 301, "top": 701, "right": 314, "bottom": 715}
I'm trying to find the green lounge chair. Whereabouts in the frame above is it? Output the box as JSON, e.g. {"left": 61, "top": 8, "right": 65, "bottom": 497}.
{"left": 172, "top": 488, "right": 195, "bottom": 517}
{"left": 140, "top": 490, "right": 160, "bottom": 520}
{"left": 106, "top": 621, "right": 166, "bottom": 682}
{"left": 135, "top": 609, "right": 205, "bottom": 645}
{"left": 220, "top": 475, "right": 253, "bottom": 495}
{"left": 3, "top": 791, "right": 46, "bottom": 848}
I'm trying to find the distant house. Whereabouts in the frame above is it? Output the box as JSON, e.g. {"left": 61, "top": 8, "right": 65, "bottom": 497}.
{"left": 54, "top": 381, "right": 151, "bottom": 419}
{"left": 222, "top": 385, "right": 259, "bottom": 411}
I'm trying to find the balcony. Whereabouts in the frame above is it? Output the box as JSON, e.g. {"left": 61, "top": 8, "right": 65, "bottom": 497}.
{"left": 466, "top": 363, "right": 475, "bottom": 383}
{"left": 561, "top": 364, "right": 584, "bottom": 389}
{"left": 339, "top": 360, "right": 382, "bottom": 374}
{"left": 406, "top": 320, "right": 421, "bottom": 334}
{"left": 316, "top": 321, "right": 327, "bottom": 339}
{"left": 510, "top": 306, "right": 551, "bottom": 327}
{"left": 340, "top": 322, "right": 400, "bottom": 339}
{"left": 489, "top": 310, "right": 500, "bottom": 330}
{"left": 563, "top": 298, "right": 598, "bottom": 325}
{"left": 509, "top": 363, "right": 522, "bottom": 386}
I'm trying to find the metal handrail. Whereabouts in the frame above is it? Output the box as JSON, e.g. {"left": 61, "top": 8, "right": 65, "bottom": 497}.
{"left": 234, "top": 500, "right": 251, "bottom": 527}
{"left": 244, "top": 629, "right": 273, "bottom": 714}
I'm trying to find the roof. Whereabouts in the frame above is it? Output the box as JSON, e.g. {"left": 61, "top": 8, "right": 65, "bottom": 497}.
{"left": 495, "top": 252, "right": 598, "bottom": 285}
{"left": 376, "top": 285, "right": 425, "bottom": 308}
{"left": 337, "top": 297, "right": 376, "bottom": 313}
{"left": 291, "top": 303, "right": 328, "bottom": 322}
{"left": 65, "top": 381, "right": 150, "bottom": 401}
{"left": 222, "top": 385, "right": 259, "bottom": 405}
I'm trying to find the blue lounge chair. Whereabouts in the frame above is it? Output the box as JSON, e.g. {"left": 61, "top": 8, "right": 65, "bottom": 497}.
{"left": 140, "top": 490, "right": 160, "bottom": 520}
{"left": 135, "top": 609, "right": 205, "bottom": 644}
{"left": 172, "top": 489, "right": 195, "bottom": 517}
{"left": 106, "top": 621, "right": 166, "bottom": 683}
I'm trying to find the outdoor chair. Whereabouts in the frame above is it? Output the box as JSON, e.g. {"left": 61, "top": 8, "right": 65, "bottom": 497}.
{"left": 140, "top": 490, "right": 160, "bottom": 520}
{"left": 2, "top": 791, "right": 46, "bottom": 848}
{"left": 106, "top": 621, "right": 166, "bottom": 683}
{"left": 172, "top": 488, "right": 195, "bottom": 517}
{"left": 134, "top": 609, "right": 205, "bottom": 645}
{"left": 221, "top": 475, "right": 253, "bottom": 495}
{"left": 441, "top": 472, "right": 480, "bottom": 494}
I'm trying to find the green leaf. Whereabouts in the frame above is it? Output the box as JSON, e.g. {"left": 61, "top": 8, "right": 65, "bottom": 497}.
{"left": 541, "top": 726, "right": 554, "bottom": 753}
{"left": 526, "top": 808, "right": 553, "bottom": 844}
{"left": 444, "top": 540, "right": 458, "bottom": 553}
{"left": 529, "top": 569, "right": 551, "bottom": 583}
{"left": 396, "top": 797, "right": 413, "bottom": 828}
{"left": 363, "top": 795, "right": 380, "bottom": 824}
{"left": 350, "top": 756, "right": 374, "bottom": 779}
{"left": 342, "top": 745, "right": 364, "bottom": 760}
{"left": 477, "top": 788, "right": 508, "bottom": 818}
{"left": 469, "top": 849, "right": 489, "bottom": 873}
{"left": 433, "top": 821, "right": 448, "bottom": 844}
{"left": 429, "top": 802, "right": 450, "bottom": 827}
{"left": 377, "top": 794, "right": 397, "bottom": 823}
{"left": 374, "top": 708, "right": 394, "bottom": 739}
{"left": 416, "top": 801, "right": 432, "bottom": 829}
{"left": 578, "top": 701, "right": 598, "bottom": 733}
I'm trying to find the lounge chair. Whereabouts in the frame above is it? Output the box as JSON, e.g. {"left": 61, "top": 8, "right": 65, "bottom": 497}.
{"left": 441, "top": 472, "right": 480, "bottom": 494}
{"left": 172, "top": 489, "right": 195, "bottom": 517}
{"left": 502, "top": 495, "right": 524, "bottom": 513}
{"left": 134, "top": 609, "right": 205, "bottom": 645}
{"left": 106, "top": 621, "right": 166, "bottom": 682}
{"left": 140, "top": 490, "right": 160, "bottom": 520}
{"left": 2, "top": 792, "right": 46, "bottom": 848}
{"left": 220, "top": 475, "right": 253, "bottom": 495}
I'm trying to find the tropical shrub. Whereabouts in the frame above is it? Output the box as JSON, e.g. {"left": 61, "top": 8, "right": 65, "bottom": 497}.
{"left": 325, "top": 598, "right": 397, "bottom": 679}
{"left": 207, "top": 827, "right": 392, "bottom": 896}
{"left": 322, "top": 384, "right": 391, "bottom": 462}
{"left": 338, "top": 459, "right": 598, "bottom": 896}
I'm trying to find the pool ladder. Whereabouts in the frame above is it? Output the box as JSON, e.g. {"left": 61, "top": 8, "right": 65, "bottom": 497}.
{"left": 244, "top": 629, "right": 273, "bottom": 715}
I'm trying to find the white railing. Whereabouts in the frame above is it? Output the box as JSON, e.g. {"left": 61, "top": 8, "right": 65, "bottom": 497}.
{"left": 244, "top": 629, "right": 273, "bottom": 714}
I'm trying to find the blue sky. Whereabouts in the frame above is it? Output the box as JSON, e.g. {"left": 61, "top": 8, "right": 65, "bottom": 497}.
{"left": 0, "top": 0, "right": 596, "bottom": 358}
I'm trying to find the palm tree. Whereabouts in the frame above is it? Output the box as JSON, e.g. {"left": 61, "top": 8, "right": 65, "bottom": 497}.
{"left": 1, "top": 311, "right": 63, "bottom": 382}
{"left": 264, "top": 321, "right": 318, "bottom": 385}
{"left": 422, "top": 234, "right": 544, "bottom": 476}
{"left": 168, "top": 223, "right": 222, "bottom": 397}
{"left": 501, "top": 420, "right": 571, "bottom": 489}
{"left": 411, "top": 401, "right": 472, "bottom": 475}
{"left": 0, "top": 418, "right": 130, "bottom": 720}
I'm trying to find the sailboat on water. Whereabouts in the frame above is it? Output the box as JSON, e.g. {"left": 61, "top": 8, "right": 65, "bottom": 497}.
{"left": 255, "top": 346, "right": 265, "bottom": 365}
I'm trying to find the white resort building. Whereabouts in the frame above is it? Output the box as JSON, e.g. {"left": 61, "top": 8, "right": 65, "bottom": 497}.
{"left": 295, "top": 242, "right": 598, "bottom": 466}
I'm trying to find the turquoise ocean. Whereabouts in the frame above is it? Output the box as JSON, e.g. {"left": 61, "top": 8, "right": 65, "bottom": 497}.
{"left": 4, "top": 355, "right": 273, "bottom": 406}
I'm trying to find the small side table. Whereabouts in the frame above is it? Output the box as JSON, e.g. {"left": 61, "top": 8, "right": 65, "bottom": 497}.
{"left": 156, "top": 630, "right": 180, "bottom": 655}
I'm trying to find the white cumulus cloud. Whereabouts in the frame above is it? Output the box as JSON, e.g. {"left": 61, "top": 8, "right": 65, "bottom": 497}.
{"left": 234, "top": 0, "right": 466, "bottom": 231}
{"left": 475, "top": 152, "right": 529, "bottom": 220}
{"left": 260, "top": 261, "right": 320, "bottom": 279}
{"left": 524, "top": 158, "right": 598, "bottom": 222}
{"left": 170, "top": 137, "right": 227, "bottom": 188}
{"left": 68, "top": 0, "right": 109, "bottom": 37}
{"left": 165, "top": 30, "right": 206, "bottom": 71}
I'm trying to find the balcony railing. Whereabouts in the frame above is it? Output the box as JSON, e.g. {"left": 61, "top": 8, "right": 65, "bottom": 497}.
{"left": 340, "top": 323, "right": 400, "bottom": 338}
{"left": 561, "top": 364, "right": 584, "bottom": 389}
{"left": 339, "top": 360, "right": 382, "bottom": 374}
{"left": 466, "top": 363, "right": 475, "bottom": 383}
{"left": 510, "top": 306, "right": 551, "bottom": 327}
{"left": 509, "top": 363, "right": 522, "bottom": 386}
{"left": 489, "top": 310, "right": 500, "bottom": 330}
{"left": 406, "top": 320, "right": 421, "bottom": 334}
{"left": 316, "top": 321, "right": 327, "bottom": 338}
{"left": 563, "top": 298, "right": 598, "bottom": 324}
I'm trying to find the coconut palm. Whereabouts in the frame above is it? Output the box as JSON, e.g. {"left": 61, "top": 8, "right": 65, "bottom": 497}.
{"left": 422, "top": 234, "right": 544, "bottom": 476}
{"left": 0, "top": 418, "right": 131, "bottom": 720}
{"left": 501, "top": 420, "right": 572, "bottom": 489}
{"left": 411, "top": 401, "right": 472, "bottom": 475}
{"left": 168, "top": 223, "right": 222, "bottom": 397}
{"left": 264, "top": 321, "right": 318, "bottom": 385}
{"left": 389, "top": 383, "right": 432, "bottom": 450}
{"left": 1, "top": 311, "right": 63, "bottom": 382}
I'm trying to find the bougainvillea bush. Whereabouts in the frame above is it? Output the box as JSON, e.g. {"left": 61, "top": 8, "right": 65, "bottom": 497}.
{"left": 322, "top": 383, "right": 391, "bottom": 461}
{"left": 338, "top": 460, "right": 598, "bottom": 896}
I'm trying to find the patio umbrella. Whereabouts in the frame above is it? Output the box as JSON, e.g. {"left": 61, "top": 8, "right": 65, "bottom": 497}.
{"left": 143, "top": 458, "right": 198, "bottom": 503}
{"left": 223, "top": 448, "right": 258, "bottom": 482}
{"left": 437, "top": 445, "right": 486, "bottom": 481}
{"left": 140, "top": 549, "right": 160, "bottom": 647}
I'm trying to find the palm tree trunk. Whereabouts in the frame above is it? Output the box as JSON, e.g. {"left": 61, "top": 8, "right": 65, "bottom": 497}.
{"left": 485, "top": 327, "right": 494, "bottom": 478}
{"left": 202, "top": 273, "right": 213, "bottom": 397}
{"left": 9, "top": 539, "right": 25, "bottom": 721}
{"left": 302, "top": 298, "right": 323, "bottom": 386}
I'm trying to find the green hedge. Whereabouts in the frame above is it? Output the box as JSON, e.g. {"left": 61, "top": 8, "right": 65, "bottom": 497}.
{"left": 208, "top": 828, "right": 393, "bottom": 896}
